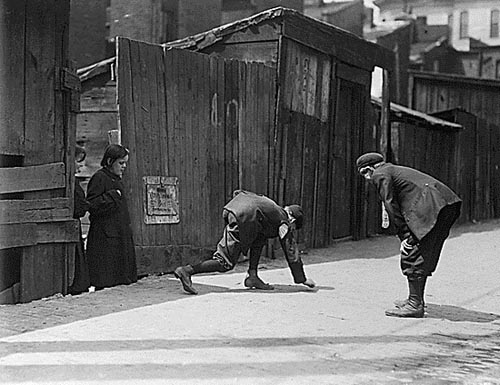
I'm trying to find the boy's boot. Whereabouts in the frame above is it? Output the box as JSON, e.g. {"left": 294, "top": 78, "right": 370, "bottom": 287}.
{"left": 386, "top": 276, "right": 425, "bottom": 318}
{"left": 394, "top": 276, "right": 427, "bottom": 308}
{"left": 244, "top": 269, "right": 274, "bottom": 290}
{"left": 174, "top": 265, "right": 197, "bottom": 295}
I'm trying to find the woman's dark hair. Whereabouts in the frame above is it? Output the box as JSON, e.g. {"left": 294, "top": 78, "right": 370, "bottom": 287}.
{"left": 75, "top": 145, "right": 86, "bottom": 162}
{"left": 100, "top": 144, "right": 129, "bottom": 167}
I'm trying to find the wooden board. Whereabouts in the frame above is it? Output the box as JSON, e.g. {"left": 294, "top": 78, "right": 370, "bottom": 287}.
{"left": 410, "top": 72, "right": 500, "bottom": 223}
{"left": 282, "top": 17, "right": 393, "bottom": 72}
{"left": 0, "top": 0, "right": 26, "bottom": 155}
{"left": 0, "top": 163, "right": 66, "bottom": 194}
{"left": 0, "top": 220, "right": 79, "bottom": 250}
{"left": 0, "top": 198, "right": 72, "bottom": 224}
{"left": 6, "top": 0, "right": 75, "bottom": 303}
{"left": 117, "top": 39, "right": 277, "bottom": 274}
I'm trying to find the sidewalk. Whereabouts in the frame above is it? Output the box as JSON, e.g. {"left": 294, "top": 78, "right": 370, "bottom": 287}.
{"left": 1, "top": 219, "right": 500, "bottom": 384}
{"left": 0, "top": 225, "right": 405, "bottom": 338}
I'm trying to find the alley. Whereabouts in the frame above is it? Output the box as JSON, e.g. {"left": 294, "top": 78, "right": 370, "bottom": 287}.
{"left": 1, "top": 220, "right": 500, "bottom": 384}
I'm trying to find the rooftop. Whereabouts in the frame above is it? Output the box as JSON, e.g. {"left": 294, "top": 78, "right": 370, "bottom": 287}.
{"left": 371, "top": 97, "right": 463, "bottom": 130}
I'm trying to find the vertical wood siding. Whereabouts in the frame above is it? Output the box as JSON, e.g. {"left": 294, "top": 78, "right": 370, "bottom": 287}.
{"left": 118, "top": 35, "right": 383, "bottom": 274}
{"left": 277, "top": 39, "right": 377, "bottom": 248}
{"left": 0, "top": 0, "right": 76, "bottom": 303}
{"left": 117, "top": 40, "right": 276, "bottom": 274}
{"left": 409, "top": 74, "right": 500, "bottom": 222}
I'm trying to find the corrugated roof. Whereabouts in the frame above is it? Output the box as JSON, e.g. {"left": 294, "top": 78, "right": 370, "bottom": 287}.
{"left": 410, "top": 70, "right": 500, "bottom": 88}
{"left": 79, "top": 6, "right": 393, "bottom": 82}
{"left": 371, "top": 97, "right": 463, "bottom": 130}
{"left": 163, "top": 7, "right": 286, "bottom": 50}
{"left": 410, "top": 37, "right": 448, "bottom": 63}
{"left": 77, "top": 56, "right": 116, "bottom": 82}
{"left": 77, "top": 8, "right": 307, "bottom": 82}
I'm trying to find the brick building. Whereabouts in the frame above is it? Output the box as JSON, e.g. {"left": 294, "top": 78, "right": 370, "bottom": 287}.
{"left": 108, "top": 0, "right": 223, "bottom": 45}
{"left": 305, "top": 0, "right": 365, "bottom": 37}
{"left": 222, "top": 0, "right": 303, "bottom": 24}
{"left": 70, "top": 0, "right": 303, "bottom": 68}
{"left": 374, "top": 0, "right": 500, "bottom": 51}
{"left": 69, "top": 0, "right": 110, "bottom": 68}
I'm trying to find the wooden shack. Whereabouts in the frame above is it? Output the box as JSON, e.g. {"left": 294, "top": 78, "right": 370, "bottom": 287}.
{"left": 409, "top": 70, "right": 500, "bottom": 222}
{"left": 163, "top": 7, "right": 395, "bottom": 245}
{"left": 0, "top": 1, "right": 79, "bottom": 303}
{"left": 431, "top": 108, "right": 498, "bottom": 223}
{"left": 112, "top": 7, "right": 395, "bottom": 275}
{"left": 371, "top": 98, "right": 474, "bottom": 223}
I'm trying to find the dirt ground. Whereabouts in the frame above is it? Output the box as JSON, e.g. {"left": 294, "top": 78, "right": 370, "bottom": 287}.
{"left": 1, "top": 219, "right": 500, "bottom": 384}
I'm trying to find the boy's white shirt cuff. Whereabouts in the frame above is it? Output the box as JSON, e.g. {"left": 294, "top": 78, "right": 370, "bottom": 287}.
{"left": 279, "top": 223, "right": 289, "bottom": 239}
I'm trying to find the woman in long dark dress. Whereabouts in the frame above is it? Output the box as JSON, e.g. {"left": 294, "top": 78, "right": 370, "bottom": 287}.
{"left": 86, "top": 144, "right": 137, "bottom": 289}
{"left": 68, "top": 145, "right": 91, "bottom": 294}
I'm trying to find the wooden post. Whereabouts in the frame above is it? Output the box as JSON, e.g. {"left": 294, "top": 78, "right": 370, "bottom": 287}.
{"left": 407, "top": 72, "right": 414, "bottom": 109}
{"left": 393, "top": 42, "right": 401, "bottom": 104}
{"left": 380, "top": 69, "right": 391, "bottom": 160}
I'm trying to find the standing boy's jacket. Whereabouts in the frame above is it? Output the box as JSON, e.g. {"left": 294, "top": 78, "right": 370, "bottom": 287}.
{"left": 372, "top": 163, "right": 462, "bottom": 241}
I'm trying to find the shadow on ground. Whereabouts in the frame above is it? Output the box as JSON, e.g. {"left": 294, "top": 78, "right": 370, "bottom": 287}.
{"left": 2, "top": 332, "right": 500, "bottom": 383}
{"left": 426, "top": 303, "right": 500, "bottom": 323}
{"left": 1, "top": 219, "right": 498, "bottom": 338}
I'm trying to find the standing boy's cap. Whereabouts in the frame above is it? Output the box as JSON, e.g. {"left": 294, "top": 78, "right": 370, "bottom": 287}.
{"left": 287, "top": 204, "right": 304, "bottom": 229}
{"left": 356, "top": 152, "right": 384, "bottom": 170}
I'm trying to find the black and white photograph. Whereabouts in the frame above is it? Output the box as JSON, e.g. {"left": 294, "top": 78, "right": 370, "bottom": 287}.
{"left": 1, "top": 0, "right": 500, "bottom": 383}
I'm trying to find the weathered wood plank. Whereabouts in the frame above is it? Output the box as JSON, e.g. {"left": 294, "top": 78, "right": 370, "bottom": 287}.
{"left": 238, "top": 60, "right": 249, "bottom": 190}
{"left": 155, "top": 44, "right": 171, "bottom": 242}
{"left": 207, "top": 56, "right": 223, "bottom": 241}
{"left": 220, "top": 21, "right": 279, "bottom": 44}
{"left": 282, "top": 17, "right": 394, "bottom": 72}
{"left": 336, "top": 62, "right": 371, "bottom": 86}
{"left": 205, "top": 41, "right": 279, "bottom": 68}
{"left": 24, "top": 0, "right": 57, "bottom": 165}
{"left": 265, "top": 63, "right": 276, "bottom": 198}
{"left": 164, "top": 48, "right": 184, "bottom": 244}
{"left": 118, "top": 38, "right": 143, "bottom": 246}
{"left": 179, "top": 48, "right": 195, "bottom": 245}
{"left": 136, "top": 245, "right": 214, "bottom": 275}
{"left": 0, "top": 162, "right": 65, "bottom": 194}
{"left": 0, "top": 220, "right": 79, "bottom": 250}
{"left": 0, "top": 0, "right": 26, "bottom": 155}
{"left": 136, "top": 41, "right": 161, "bottom": 246}
{"left": 199, "top": 53, "right": 211, "bottom": 245}
{"left": 330, "top": 79, "right": 352, "bottom": 239}
{"left": 225, "top": 59, "right": 239, "bottom": 196}
{"left": 20, "top": 243, "right": 66, "bottom": 303}
{"left": 301, "top": 115, "right": 320, "bottom": 247}
{"left": 0, "top": 198, "right": 72, "bottom": 224}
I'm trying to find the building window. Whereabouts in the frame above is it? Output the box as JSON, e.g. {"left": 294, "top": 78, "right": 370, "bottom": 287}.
{"left": 491, "top": 9, "right": 499, "bottom": 38}
{"left": 459, "top": 11, "right": 468, "bottom": 39}
{"left": 496, "top": 60, "right": 500, "bottom": 79}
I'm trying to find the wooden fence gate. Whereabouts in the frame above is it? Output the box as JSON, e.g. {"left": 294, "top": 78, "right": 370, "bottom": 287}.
{"left": 117, "top": 38, "right": 276, "bottom": 275}
{"left": 0, "top": 0, "right": 78, "bottom": 303}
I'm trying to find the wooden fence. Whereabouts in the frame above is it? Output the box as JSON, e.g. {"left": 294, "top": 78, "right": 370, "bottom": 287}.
{"left": 117, "top": 39, "right": 276, "bottom": 274}
{"left": 409, "top": 71, "right": 500, "bottom": 221}
{"left": 0, "top": 0, "right": 78, "bottom": 303}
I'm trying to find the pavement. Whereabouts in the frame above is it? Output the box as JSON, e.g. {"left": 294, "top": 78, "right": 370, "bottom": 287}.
{"left": 1, "top": 219, "right": 500, "bottom": 384}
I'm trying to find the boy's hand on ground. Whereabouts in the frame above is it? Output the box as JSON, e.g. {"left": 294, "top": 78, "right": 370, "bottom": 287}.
{"left": 303, "top": 278, "right": 316, "bottom": 288}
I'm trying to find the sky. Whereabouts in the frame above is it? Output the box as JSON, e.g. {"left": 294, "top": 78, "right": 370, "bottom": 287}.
{"left": 324, "top": 0, "right": 376, "bottom": 7}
